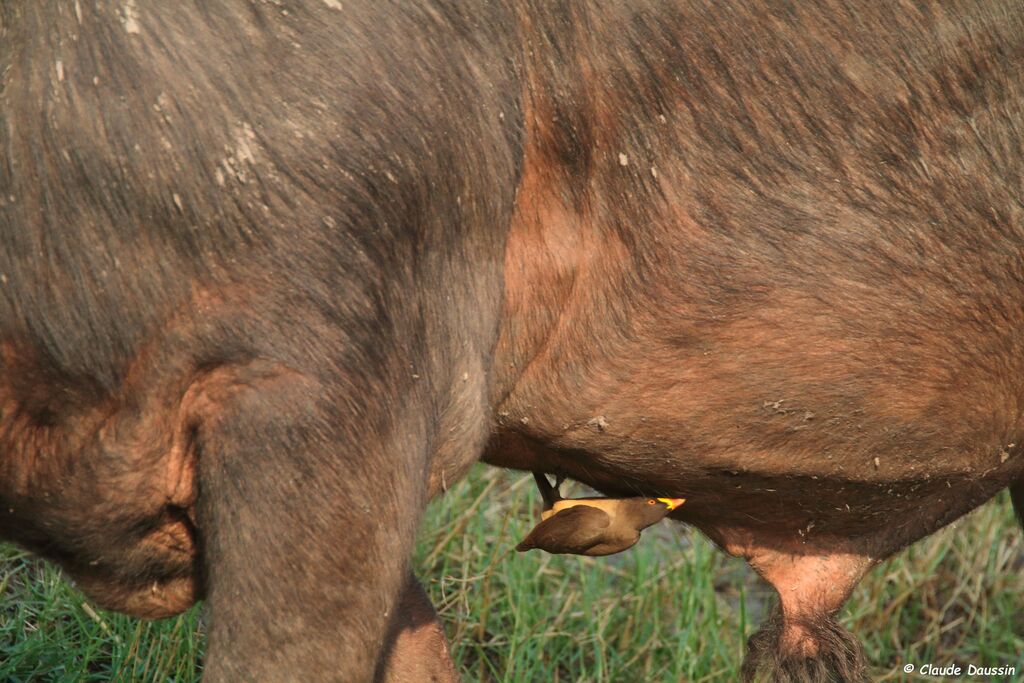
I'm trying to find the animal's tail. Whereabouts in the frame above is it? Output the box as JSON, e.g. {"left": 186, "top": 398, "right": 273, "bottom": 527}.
{"left": 1011, "top": 479, "right": 1024, "bottom": 531}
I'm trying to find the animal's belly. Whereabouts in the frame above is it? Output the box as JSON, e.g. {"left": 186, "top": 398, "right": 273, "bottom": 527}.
{"left": 486, "top": 0, "right": 1024, "bottom": 557}
{"left": 489, "top": 175, "right": 1024, "bottom": 552}
{"left": 484, "top": 427, "right": 1021, "bottom": 560}
{"left": 484, "top": 327, "right": 1024, "bottom": 555}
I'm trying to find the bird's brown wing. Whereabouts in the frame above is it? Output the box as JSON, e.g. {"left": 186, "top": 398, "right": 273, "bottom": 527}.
{"left": 515, "top": 505, "right": 611, "bottom": 555}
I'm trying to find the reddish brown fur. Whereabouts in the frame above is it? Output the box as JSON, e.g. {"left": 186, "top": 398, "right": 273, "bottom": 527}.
{"left": 3, "top": 1, "right": 1024, "bottom": 680}
{"left": 486, "top": 1, "right": 1024, "bottom": 678}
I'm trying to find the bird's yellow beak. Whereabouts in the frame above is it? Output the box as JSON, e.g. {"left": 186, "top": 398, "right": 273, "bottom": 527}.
{"left": 657, "top": 497, "right": 685, "bottom": 511}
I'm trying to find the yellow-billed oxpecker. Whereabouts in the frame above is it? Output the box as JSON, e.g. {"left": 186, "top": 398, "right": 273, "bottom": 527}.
{"left": 516, "top": 473, "right": 685, "bottom": 556}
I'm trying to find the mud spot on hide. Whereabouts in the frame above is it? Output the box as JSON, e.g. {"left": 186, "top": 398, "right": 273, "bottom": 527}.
{"left": 221, "top": 123, "right": 260, "bottom": 184}
{"left": 122, "top": 0, "right": 140, "bottom": 34}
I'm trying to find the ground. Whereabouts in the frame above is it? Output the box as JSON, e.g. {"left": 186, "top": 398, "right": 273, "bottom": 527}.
{"left": 1, "top": 466, "right": 1022, "bottom": 682}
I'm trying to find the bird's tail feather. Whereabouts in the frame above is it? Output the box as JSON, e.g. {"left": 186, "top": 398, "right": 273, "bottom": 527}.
{"left": 533, "top": 472, "right": 561, "bottom": 508}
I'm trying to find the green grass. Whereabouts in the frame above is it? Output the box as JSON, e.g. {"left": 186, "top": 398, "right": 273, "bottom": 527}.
{"left": 2, "top": 465, "right": 1022, "bottom": 681}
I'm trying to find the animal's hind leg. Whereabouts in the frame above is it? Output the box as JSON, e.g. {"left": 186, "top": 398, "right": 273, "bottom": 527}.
{"left": 193, "top": 362, "right": 434, "bottom": 682}
{"left": 1010, "top": 479, "right": 1024, "bottom": 529}
{"left": 741, "top": 549, "right": 876, "bottom": 683}
{"left": 376, "top": 572, "right": 460, "bottom": 683}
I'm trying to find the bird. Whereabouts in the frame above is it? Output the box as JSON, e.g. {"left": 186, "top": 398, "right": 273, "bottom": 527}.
{"left": 516, "top": 472, "right": 685, "bottom": 557}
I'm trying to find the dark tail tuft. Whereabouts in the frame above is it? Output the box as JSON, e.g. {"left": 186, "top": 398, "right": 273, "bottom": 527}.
{"left": 1011, "top": 479, "right": 1024, "bottom": 531}
{"left": 742, "top": 608, "right": 869, "bottom": 682}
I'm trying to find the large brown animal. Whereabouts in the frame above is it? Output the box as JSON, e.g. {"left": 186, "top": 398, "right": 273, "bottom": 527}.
{"left": 2, "top": 1, "right": 1023, "bottom": 680}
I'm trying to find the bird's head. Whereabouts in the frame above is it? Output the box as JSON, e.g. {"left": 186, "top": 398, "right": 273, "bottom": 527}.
{"left": 629, "top": 496, "right": 685, "bottom": 527}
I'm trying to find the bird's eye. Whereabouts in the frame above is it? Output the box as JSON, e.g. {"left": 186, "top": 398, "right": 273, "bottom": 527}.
{"left": 647, "top": 499, "right": 656, "bottom": 505}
